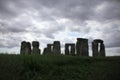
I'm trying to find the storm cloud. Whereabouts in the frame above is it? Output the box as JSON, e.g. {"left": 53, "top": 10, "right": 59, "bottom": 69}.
{"left": 0, "top": 0, "right": 120, "bottom": 56}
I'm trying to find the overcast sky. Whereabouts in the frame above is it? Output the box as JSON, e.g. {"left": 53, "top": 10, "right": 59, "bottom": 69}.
{"left": 0, "top": 0, "right": 120, "bottom": 56}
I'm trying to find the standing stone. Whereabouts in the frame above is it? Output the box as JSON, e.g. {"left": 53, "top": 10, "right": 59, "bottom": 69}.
{"left": 47, "top": 44, "right": 53, "bottom": 54}
{"left": 92, "top": 39, "right": 106, "bottom": 57}
{"left": 43, "top": 48, "right": 47, "bottom": 55}
{"left": 92, "top": 41, "right": 98, "bottom": 56}
{"left": 76, "top": 38, "right": 81, "bottom": 56}
{"left": 20, "top": 41, "right": 26, "bottom": 55}
{"left": 71, "top": 44, "right": 75, "bottom": 56}
{"left": 65, "top": 43, "right": 75, "bottom": 56}
{"left": 25, "top": 42, "right": 31, "bottom": 55}
{"left": 100, "top": 43, "right": 105, "bottom": 56}
{"left": 53, "top": 41, "right": 61, "bottom": 54}
{"left": 32, "top": 41, "right": 40, "bottom": 54}
{"left": 76, "top": 38, "right": 89, "bottom": 56}
{"left": 82, "top": 39, "right": 89, "bottom": 56}
{"left": 65, "top": 44, "right": 69, "bottom": 55}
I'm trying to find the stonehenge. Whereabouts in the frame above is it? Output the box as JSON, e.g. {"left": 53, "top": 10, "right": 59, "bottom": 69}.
{"left": 25, "top": 42, "right": 31, "bottom": 55}
{"left": 20, "top": 38, "right": 106, "bottom": 57}
{"left": 43, "top": 41, "right": 61, "bottom": 54}
{"left": 20, "top": 41, "right": 31, "bottom": 55}
{"left": 53, "top": 41, "right": 61, "bottom": 54}
{"left": 43, "top": 48, "right": 47, "bottom": 55}
{"left": 65, "top": 43, "right": 75, "bottom": 56}
{"left": 92, "top": 39, "right": 105, "bottom": 56}
{"left": 20, "top": 41, "right": 41, "bottom": 55}
{"left": 32, "top": 41, "right": 41, "bottom": 54}
{"left": 20, "top": 41, "right": 26, "bottom": 55}
{"left": 43, "top": 44, "right": 53, "bottom": 54}
{"left": 76, "top": 38, "right": 89, "bottom": 56}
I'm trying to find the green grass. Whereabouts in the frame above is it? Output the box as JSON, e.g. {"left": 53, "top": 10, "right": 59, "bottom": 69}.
{"left": 0, "top": 54, "right": 120, "bottom": 80}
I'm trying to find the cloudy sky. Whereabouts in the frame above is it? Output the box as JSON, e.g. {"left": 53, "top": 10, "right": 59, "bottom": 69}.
{"left": 0, "top": 0, "right": 120, "bottom": 56}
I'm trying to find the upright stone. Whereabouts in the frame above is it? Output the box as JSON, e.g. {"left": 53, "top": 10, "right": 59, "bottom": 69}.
{"left": 76, "top": 38, "right": 81, "bottom": 56}
{"left": 71, "top": 44, "right": 75, "bottom": 56}
{"left": 92, "top": 41, "right": 98, "bottom": 56}
{"left": 92, "top": 39, "right": 106, "bottom": 57}
{"left": 65, "top": 43, "right": 75, "bottom": 56}
{"left": 53, "top": 41, "right": 61, "bottom": 54}
{"left": 76, "top": 38, "right": 89, "bottom": 56}
{"left": 100, "top": 43, "right": 106, "bottom": 56}
{"left": 32, "top": 41, "right": 40, "bottom": 54}
{"left": 65, "top": 44, "right": 69, "bottom": 55}
{"left": 20, "top": 41, "right": 26, "bottom": 55}
{"left": 47, "top": 44, "right": 53, "bottom": 54}
{"left": 82, "top": 39, "right": 89, "bottom": 56}
{"left": 25, "top": 42, "right": 31, "bottom": 55}
{"left": 43, "top": 48, "right": 47, "bottom": 55}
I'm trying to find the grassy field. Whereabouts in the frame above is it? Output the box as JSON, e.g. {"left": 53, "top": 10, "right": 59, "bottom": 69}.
{"left": 0, "top": 54, "right": 120, "bottom": 80}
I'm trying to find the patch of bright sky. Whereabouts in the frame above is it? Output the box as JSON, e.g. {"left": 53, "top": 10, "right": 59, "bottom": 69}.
{"left": 0, "top": 47, "right": 19, "bottom": 54}
{"left": 56, "top": 18, "right": 70, "bottom": 24}
{"left": 106, "top": 47, "right": 120, "bottom": 56}
{"left": 24, "top": 33, "right": 37, "bottom": 42}
{"left": 95, "top": 1, "right": 107, "bottom": 13}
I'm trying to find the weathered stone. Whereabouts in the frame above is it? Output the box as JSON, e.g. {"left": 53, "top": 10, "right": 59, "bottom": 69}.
{"left": 76, "top": 38, "right": 89, "bottom": 56}
{"left": 25, "top": 42, "right": 31, "bottom": 55}
{"left": 43, "top": 48, "right": 47, "bottom": 55}
{"left": 65, "top": 43, "right": 75, "bottom": 56}
{"left": 92, "top": 39, "right": 106, "bottom": 57}
{"left": 82, "top": 39, "right": 89, "bottom": 56}
{"left": 100, "top": 43, "right": 105, "bottom": 56}
{"left": 70, "top": 44, "right": 75, "bottom": 56}
{"left": 76, "top": 38, "right": 81, "bottom": 56}
{"left": 65, "top": 44, "right": 69, "bottom": 55}
{"left": 94, "top": 39, "right": 103, "bottom": 43}
{"left": 32, "top": 41, "right": 40, "bottom": 54}
{"left": 43, "top": 44, "right": 53, "bottom": 55}
{"left": 20, "top": 41, "right": 26, "bottom": 55}
{"left": 53, "top": 41, "right": 61, "bottom": 54}
{"left": 47, "top": 44, "right": 53, "bottom": 54}
{"left": 20, "top": 41, "right": 31, "bottom": 55}
{"left": 92, "top": 41, "right": 98, "bottom": 56}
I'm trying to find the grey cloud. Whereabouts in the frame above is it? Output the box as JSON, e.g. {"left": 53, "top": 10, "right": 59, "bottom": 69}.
{"left": 0, "top": 19, "right": 30, "bottom": 34}
{"left": 0, "top": 0, "right": 27, "bottom": 19}
{"left": 0, "top": 34, "right": 20, "bottom": 48}
{"left": 0, "top": 0, "right": 120, "bottom": 21}
{"left": 97, "top": 23, "right": 120, "bottom": 48}
{"left": 41, "top": 21, "right": 65, "bottom": 39}
{"left": 93, "top": 0, "right": 120, "bottom": 22}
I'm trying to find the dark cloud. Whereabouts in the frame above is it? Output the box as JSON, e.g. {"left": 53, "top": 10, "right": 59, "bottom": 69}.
{"left": 0, "top": 0, "right": 27, "bottom": 19}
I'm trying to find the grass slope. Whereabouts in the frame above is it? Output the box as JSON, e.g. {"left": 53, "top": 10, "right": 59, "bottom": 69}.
{"left": 0, "top": 54, "right": 120, "bottom": 80}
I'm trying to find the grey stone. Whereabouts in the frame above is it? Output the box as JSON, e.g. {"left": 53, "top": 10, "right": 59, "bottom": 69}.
{"left": 71, "top": 44, "right": 75, "bottom": 56}
{"left": 100, "top": 43, "right": 106, "bottom": 56}
{"left": 32, "top": 41, "right": 40, "bottom": 54}
{"left": 25, "top": 42, "right": 31, "bottom": 55}
{"left": 47, "top": 44, "right": 53, "bottom": 54}
{"left": 53, "top": 41, "right": 61, "bottom": 54}
{"left": 65, "top": 44, "right": 69, "bottom": 55}
{"left": 20, "top": 41, "right": 26, "bottom": 55}
{"left": 92, "top": 41, "right": 98, "bottom": 56}
{"left": 65, "top": 43, "right": 75, "bottom": 56}
{"left": 20, "top": 41, "right": 31, "bottom": 55}
{"left": 92, "top": 39, "right": 106, "bottom": 57}
{"left": 76, "top": 38, "right": 89, "bottom": 56}
{"left": 43, "top": 44, "right": 53, "bottom": 54}
{"left": 43, "top": 48, "right": 47, "bottom": 55}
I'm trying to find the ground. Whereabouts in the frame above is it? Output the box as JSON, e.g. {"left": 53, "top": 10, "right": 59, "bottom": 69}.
{"left": 0, "top": 54, "right": 120, "bottom": 80}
